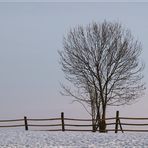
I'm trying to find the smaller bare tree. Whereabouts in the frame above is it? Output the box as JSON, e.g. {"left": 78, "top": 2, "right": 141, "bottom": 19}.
{"left": 59, "top": 21, "right": 145, "bottom": 132}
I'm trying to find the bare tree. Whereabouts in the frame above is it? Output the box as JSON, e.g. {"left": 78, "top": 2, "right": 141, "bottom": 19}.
{"left": 59, "top": 21, "right": 145, "bottom": 132}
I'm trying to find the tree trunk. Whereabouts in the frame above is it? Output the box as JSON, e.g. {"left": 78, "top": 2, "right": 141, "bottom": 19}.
{"left": 92, "top": 117, "right": 96, "bottom": 132}
{"left": 91, "top": 107, "right": 107, "bottom": 132}
{"left": 92, "top": 123, "right": 96, "bottom": 132}
{"left": 98, "top": 106, "right": 107, "bottom": 133}
{"left": 98, "top": 119, "right": 106, "bottom": 132}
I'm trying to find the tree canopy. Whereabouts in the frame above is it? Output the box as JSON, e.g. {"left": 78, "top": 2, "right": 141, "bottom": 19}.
{"left": 59, "top": 21, "right": 145, "bottom": 132}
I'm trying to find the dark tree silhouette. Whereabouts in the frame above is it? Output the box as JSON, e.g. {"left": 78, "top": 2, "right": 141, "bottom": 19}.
{"left": 59, "top": 21, "right": 145, "bottom": 132}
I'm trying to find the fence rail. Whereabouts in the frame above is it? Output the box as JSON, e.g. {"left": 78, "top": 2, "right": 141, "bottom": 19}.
{"left": 1, "top": 111, "right": 148, "bottom": 133}
{"left": 0, "top": 119, "right": 24, "bottom": 122}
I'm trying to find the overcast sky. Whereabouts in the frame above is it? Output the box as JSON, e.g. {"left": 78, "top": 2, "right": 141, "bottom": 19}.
{"left": 1, "top": 0, "right": 148, "bottom": 2}
{"left": 0, "top": 2, "right": 148, "bottom": 119}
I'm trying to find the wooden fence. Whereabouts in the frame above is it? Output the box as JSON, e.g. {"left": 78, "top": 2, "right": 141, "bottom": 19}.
{"left": 1, "top": 111, "right": 148, "bottom": 133}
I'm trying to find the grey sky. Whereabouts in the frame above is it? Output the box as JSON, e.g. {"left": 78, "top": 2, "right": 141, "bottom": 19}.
{"left": 0, "top": 2, "right": 148, "bottom": 119}
{"left": 1, "top": 1, "right": 148, "bottom": 2}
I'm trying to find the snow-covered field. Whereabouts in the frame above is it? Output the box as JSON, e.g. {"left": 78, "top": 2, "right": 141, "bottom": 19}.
{"left": 0, "top": 130, "right": 148, "bottom": 147}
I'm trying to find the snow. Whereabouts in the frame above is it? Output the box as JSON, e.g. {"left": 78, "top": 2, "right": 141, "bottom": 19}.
{"left": 0, "top": 130, "right": 148, "bottom": 147}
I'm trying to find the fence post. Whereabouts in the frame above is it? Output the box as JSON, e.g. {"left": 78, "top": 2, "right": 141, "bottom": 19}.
{"left": 115, "top": 111, "right": 119, "bottom": 133}
{"left": 61, "top": 112, "right": 65, "bottom": 131}
{"left": 118, "top": 118, "right": 124, "bottom": 133}
{"left": 24, "top": 116, "right": 28, "bottom": 131}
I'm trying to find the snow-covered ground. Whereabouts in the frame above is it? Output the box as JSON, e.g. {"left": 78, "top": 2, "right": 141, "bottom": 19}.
{"left": 0, "top": 130, "right": 148, "bottom": 147}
